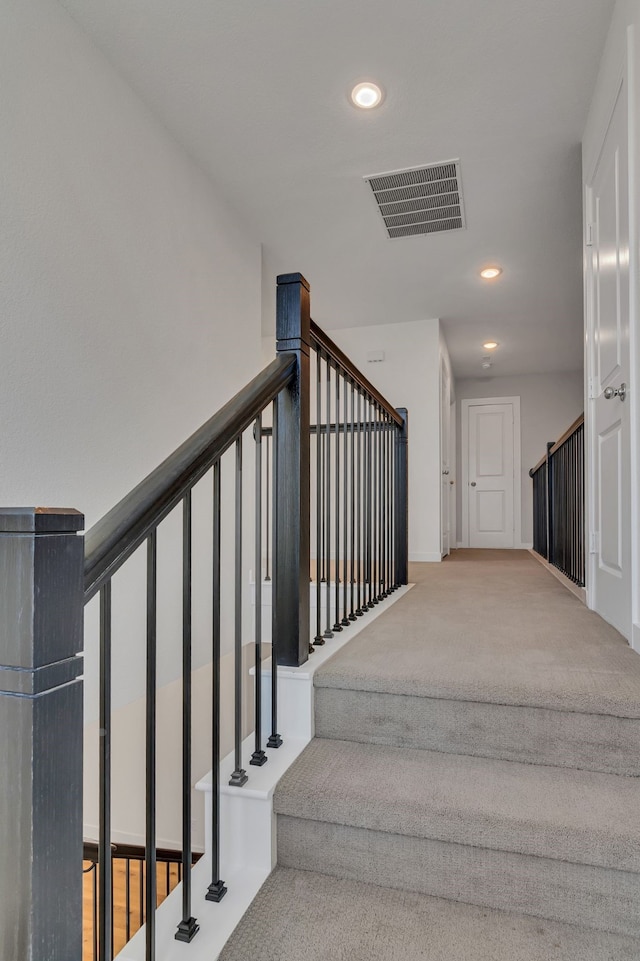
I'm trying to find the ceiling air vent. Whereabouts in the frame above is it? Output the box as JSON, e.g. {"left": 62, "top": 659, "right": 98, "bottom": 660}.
{"left": 364, "top": 160, "right": 466, "bottom": 239}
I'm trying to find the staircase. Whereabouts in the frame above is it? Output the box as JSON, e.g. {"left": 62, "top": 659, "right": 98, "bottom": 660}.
{"left": 219, "top": 552, "right": 640, "bottom": 960}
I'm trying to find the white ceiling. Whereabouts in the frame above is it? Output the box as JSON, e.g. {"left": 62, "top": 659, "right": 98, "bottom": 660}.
{"left": 59, "top": 0, "right": 614, "bottom": 378}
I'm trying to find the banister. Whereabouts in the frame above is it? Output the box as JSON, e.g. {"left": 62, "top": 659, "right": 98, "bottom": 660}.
{"left": 310, "top": 320, "right": 403, "bottom": 426}
{"left": 548, "top": 413, "right": 584, "bottom": 457}
{"left": 529, "top": 414, "right": 585, "bottom": 475}
{"left": 529, "top": 454, "right": 548, "bottom": 477}
{"left": 84, "top": 353, "right": 296, "bottom": 602}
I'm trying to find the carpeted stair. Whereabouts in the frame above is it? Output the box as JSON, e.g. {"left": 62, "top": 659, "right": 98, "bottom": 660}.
{"left": 220, "top": 554, "right": 640, "bottom": 959}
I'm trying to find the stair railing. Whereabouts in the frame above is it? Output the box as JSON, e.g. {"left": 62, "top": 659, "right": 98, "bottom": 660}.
{"left": 0, "top": 272, "right": 409, "bottom": 961}
{"left": 529, "top": 414, "right": 585, "bottom": 586}
{"left": 82, "top": 840, "right": 203, "bottom": 960}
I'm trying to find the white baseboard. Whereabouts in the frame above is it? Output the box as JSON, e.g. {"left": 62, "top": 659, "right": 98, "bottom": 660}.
{"left": 453, "top": 542, "right": 532, "bottom": 551}
{"left": 408, "top": 551, "right": 442, "bottom": 562}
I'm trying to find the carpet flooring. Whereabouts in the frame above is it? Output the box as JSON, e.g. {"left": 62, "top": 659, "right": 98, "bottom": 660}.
{"left": 219, "top": 867, "right": 640, "bottom": 960}
{"left": 219, "top": 552, "right": 640, "bottom": 958}
{"left": 315, "top": 552, "right": 640, "bottom": 716}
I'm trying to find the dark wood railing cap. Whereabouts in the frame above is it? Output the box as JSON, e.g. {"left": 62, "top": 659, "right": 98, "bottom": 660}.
{"left": 529, "top": 413, "right": 584, "bottom": 475}
{"left": 277, "top": 272, "right": 310, "bottom": 291}
{"left": 549, "top": 414, "right": 584, "bottom": 456}
{"left": 0, "top": 507, "right": 84, "bottom": 533}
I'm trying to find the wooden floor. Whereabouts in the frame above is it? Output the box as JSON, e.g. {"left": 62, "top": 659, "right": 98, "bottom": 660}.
{"left": 83, "top": 858, "right": 180, "bottom": 960}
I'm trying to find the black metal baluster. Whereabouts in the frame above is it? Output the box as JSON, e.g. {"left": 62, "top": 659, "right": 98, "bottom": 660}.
{"left": 230, "top": 437, "right": 248, "bottom": 787}
{"left": 268, "top": 399, "right": 283, "bottom": 748}
{"left": 98, "top": 581, "right": 112, "bottom": 961}
{"left": 207, "top": 460, "right": 227, "bottom": 901}
{"left": 378, "top": 406, "right": 384, "bottom": 601}
{"left": 315, "top": 351, "right": 324, "bottom": 644}
{"left": 166, "top": 862, "right": 170, "bottom": 898}
{"left": 382, "top": 415, "right": 388, "bottom": 596}
{"left": 264, "top": 433, "right": 271, "bottom": 582}
{"left": 356, "top": 389, "right": 364, "bottom": 616}
{"left": 366, "top": 396, "right": 374, "bottom": 609}
{"left": 92, "top": 862, "right": 98, "bottom": 961}
{"left": 252, "top": 414, "right": 268, "bottom": 766}
{"left": 388, "top": 415, "right": 393, "bottom": 592}
{"left": 145, "top": 529, "right": 157, "bottom": 961}
{"left": 373, "top": 404, "right": 380, "bottom": 604}
{"left": 341, "top": 372, "right": 350, "bottom": 626}
{"left": 324, "top": 358, "right": 333, "bottom": 638}
{"left": 176, "top": 492, "right": 199, "bottom": 942}
{"left": 349, "top": 379, "right": 356, "bottom": 621}
{"left": 139, "top": 861, "right": 144, "bottom": 926}
{"left": 320, "top": 428, "right": 326, "bottom": 584}
{"left": 362, "top": 394, "right": 369, "bottom": 610}
{"left": 333, "top": 370, "right": 343, "bottom": 632}
{"left": 390, "top": 424, "right": 395, "bottom": 588}
{"left": 125, "top": 860, "right": 131, "bottom": 944}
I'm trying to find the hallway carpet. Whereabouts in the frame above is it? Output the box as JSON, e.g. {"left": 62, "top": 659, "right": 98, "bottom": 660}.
{"left": 219, "top": 552, "right": 640, "bottom": 958}
{"left": 317, "top": 551, "right": 640, "bottom": 717}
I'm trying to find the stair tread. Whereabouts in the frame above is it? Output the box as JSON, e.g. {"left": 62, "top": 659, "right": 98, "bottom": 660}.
{"left": 314, "top": 558, "right": 640, "bottom": 719}
{"left": 274, "top": 737, "right": 640, "bottom": 872}
{"left": 218, "top": 866, "right": 640, "bottom": 961}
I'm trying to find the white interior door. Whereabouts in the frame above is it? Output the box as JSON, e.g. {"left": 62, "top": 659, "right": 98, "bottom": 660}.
{"left": 467, "top": 402, "right": 515, "bottom": 548}
{"left": 440, "top": 359, "right": 451, "bottom": 557}
{"left": 587, "top": 79, "right": 632, "bottom": 640}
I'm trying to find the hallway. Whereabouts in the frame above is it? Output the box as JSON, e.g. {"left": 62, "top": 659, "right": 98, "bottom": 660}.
{"left": 220, "top": 551, "right": 640, "bottom": 960}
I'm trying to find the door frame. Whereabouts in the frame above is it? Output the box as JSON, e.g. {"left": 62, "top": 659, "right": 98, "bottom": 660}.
{"left": 460, "top": 396, "right": 522, "bottom": 549}
{"left": 439, "top": 354, "right": 452, "bottom": 557}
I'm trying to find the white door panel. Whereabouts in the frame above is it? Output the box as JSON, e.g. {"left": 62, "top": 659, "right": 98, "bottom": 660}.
{"left": 587, "top": 79, "right": 631, "bottom": 639}
{"left": 598, "top": 420, "right": 622, "bottom": 574}
{"left": 468, "top": 403, "right": 515, "bottom": 548}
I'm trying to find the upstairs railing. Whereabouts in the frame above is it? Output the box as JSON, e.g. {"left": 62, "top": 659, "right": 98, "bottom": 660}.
{"left": 0, "top": 273, "right": 408, "bottom": 961}
{"left": 529, "top": 414, "right": 584, "bottom": 586}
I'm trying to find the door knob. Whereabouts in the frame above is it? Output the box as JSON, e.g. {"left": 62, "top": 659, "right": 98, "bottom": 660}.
{"left": 604, "top": 383, "right": 627, "bottom": 402}
{"left": 470, "top": 481, "right": 476, "bottom": 487}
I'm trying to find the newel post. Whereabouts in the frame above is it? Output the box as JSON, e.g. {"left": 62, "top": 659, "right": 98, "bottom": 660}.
{"left": 0, "top": 508, "right": 84, "bottom": 961}
{"left": 395, "top": 409, "right": 409, "bottom": 585}
{"left": 274, "top": 273, "right": 311, "bottom": 667}
{"left": 545, "top": 440, "right": 554, "bottom": 564}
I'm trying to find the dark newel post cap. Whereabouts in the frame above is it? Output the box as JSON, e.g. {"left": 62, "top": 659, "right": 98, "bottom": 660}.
{"left": 0, "top": 507, "right": 84, "bottom": 534}
{"left": 276, "top": 272, "right": 310, "bottom": 291}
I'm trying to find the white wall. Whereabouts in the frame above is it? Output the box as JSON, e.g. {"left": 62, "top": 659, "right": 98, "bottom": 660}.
{"left": 1, "top": 0, "right": 264, "bottom": 836}
{"left": 455, "top": 372, "right": 584, "bottom": 546}
{"left": 328, "top": 319, "right": 444, "bottom": 562}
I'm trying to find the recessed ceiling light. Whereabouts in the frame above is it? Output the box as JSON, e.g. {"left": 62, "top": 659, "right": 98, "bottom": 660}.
{"left": 483, "top": 341, "right": 499, "bottom": 350}
{"left": 351, "top": 82, "right": 384, "bottom": 109}
{"left": 480, "top": 266, "right": 502, "bottom": 280}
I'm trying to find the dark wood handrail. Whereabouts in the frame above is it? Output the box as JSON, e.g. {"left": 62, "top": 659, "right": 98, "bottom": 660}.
{"left": 83, "top": 840, "right": 203, "bottom": 863}
{"left": 310, "top": 320, "right": 403, "bottom": 426}
{"left": 84, "top": 353, "right": 296, "bottom": 602}
{"left": 530, "top": 453, "right": 548, "bottom": 477}
{"left": 548, "top": 413, "right": 584, "bottom": 457}
{"left": 529, "top": 413, "right": 584, "bottom": 476}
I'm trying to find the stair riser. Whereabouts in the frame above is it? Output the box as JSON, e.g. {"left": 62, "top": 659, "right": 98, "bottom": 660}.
{"left": 278, "top": 816, "right": 640, "bottom": 938}
{"left": 315, "top": 687, "right": 640, "bottom": 776}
